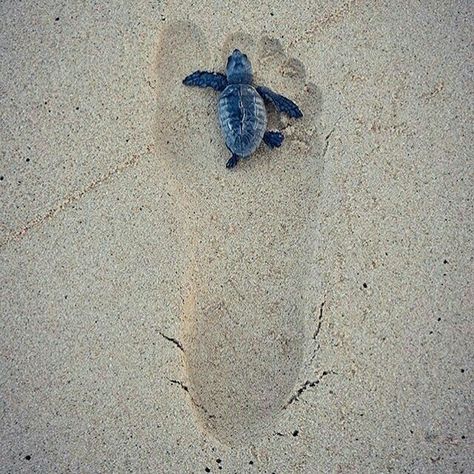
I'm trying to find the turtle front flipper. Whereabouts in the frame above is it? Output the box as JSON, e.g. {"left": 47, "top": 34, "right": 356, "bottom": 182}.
{"left": 183, "top": 71, "right": 227, "bottom": 92}
{"left": 256, "top": 85, "right": 303, "bottom": 119}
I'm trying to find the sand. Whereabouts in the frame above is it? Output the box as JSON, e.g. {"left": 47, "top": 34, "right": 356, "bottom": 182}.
{"left": 0, "top": 0, "right": 472, "bottom": 472}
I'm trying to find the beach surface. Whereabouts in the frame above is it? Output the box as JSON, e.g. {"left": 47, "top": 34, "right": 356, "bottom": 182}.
{"left": 1, "top": 0, "right": 472, "bottom": 472}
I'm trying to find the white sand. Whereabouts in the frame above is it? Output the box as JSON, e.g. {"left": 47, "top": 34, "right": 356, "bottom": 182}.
{"left": 1, "top": 0, "right": 472, "bottom": 472}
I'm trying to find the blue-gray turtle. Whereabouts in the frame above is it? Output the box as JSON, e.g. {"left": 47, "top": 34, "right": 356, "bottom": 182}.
{"left": 183, "top": 49, "right": 303, "bottom": 169}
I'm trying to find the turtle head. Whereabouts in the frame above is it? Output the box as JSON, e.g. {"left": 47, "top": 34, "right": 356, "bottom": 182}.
{"left": 226, "top": 49, "right": 252, "bottom": 84}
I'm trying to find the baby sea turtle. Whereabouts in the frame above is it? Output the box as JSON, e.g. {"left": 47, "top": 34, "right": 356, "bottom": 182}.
{"left": 183, "top": 49, "right": 303, "bottom": 169}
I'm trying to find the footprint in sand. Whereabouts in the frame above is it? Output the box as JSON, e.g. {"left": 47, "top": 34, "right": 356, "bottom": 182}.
{"left": 153, "top": 22, "right": 323, "bottom": 445}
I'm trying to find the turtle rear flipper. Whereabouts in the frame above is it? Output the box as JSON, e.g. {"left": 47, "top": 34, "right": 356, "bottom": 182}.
{"left": 256, "top": 85, "right": 303, "bottom": 119}
{"left": 226, "top": 153, "right": 240, "bottom": 169}
{"left": 263, "top": 130, "right": 284, "bottom": 148}
{"left": 183, "top": 71, "right": 227, "bottom": 92}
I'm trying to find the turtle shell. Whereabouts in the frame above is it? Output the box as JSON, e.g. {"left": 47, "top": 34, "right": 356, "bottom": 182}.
{"left": 218, "top": 84, "right": 267, "bottom": 157}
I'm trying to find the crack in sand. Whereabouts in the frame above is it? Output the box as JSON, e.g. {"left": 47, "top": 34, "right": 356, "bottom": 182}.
{"left": 169, "top": 378, "right": 190, "bottom": 392}
{"left": 168, "top": 378, "right": 216, "bottom": 419}
{"left": 284, "top": 370, "right": 335, "bottom": 408}
{"left": 159, "top": 332, "right": 185, "bottom": 352}
{"left": 321, "top": 118, "right": 341, "bottom": 159}
{"left": 0, "top": 145, "right": 153, "bottom": 249}
{"left": 308, "top": 300, "right": 326, "bottom": 365}
{"left": 313, "top": 300, "right": 325, "bottom": 340}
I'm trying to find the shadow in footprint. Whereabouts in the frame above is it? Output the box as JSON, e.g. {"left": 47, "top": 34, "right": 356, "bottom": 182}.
{"left": 153, "top": 22, "right": 323, "bottom": 445}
